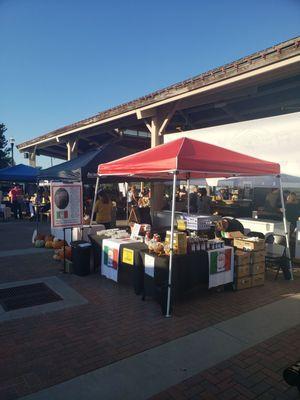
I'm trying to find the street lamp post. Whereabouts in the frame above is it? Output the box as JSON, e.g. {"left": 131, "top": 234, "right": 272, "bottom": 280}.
{"left": 9, "top": 137, "right": 15, "bottom": 166}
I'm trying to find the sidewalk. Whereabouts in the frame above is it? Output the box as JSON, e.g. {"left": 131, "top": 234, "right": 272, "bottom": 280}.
{"left": 20, "top": 294, "right": 300, "bottom": 400}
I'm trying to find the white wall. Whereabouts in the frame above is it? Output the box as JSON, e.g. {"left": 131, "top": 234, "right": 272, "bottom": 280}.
{"left": 164, "top": 112, "right": 300, "bottom": 177}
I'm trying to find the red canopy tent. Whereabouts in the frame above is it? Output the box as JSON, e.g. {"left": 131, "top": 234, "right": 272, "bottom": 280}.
{"left": 95, "top": 137, "right": 292, "bottom": 316}
{"left": 97, "top": 137, "right": 280, "bottom": 179}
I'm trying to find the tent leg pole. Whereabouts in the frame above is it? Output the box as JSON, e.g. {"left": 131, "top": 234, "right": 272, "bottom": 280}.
{"left": 126, "top": 183, "right": 129, "bottom": 222}
{"left": 89, "top": 177, "right": 99, "bottom": 228}
{"left": 36, "top": 179, "right": 39, "bottom": 234}
{"left": 187, "top": 177, "right": 190, "bottom": 214}
{"left": 166, "top": 172, "right": 177, "bottom": 318}
{"left": 278, "top": 175, "right": 294, "bottom": 280}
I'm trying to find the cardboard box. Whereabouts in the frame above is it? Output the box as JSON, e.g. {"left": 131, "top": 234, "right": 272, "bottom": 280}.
{"left": 250, "top": 262, "right": 265, "bottom": 275}
{"left": 235, "top": 264, "right": 250, "bottom": 278}
{"left": 252, "top": 273, "right": 265, "bottom": 287}
{"left": 234, "top": 237, "right": 265, "bottom": 252}
{"left": 235, "top": 250, "right": 250, "bottom": 266}
{"left": 221, "top": 231, "right": 245, "bottom": 239}
{"left": 250, "top": 250, "right": 266, "bottom": 264}
{"left": 235, "top": 276, "right": 252, "bottom": 290}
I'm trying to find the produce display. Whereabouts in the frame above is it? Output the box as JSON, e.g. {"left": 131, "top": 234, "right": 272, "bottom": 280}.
{"left": 33, "top": 232, "right": 70, "bottom": 263}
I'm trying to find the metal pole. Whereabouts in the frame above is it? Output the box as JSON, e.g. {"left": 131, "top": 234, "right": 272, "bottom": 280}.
{"left": 89, "top": 177, "right": 99, "bottom": 227}
{"left": 126, "top": 183, "right": 129, "bottom": 221}
{"left": 278, "top": 175, "right": 294, "bottom": 280}
{"left": 166, "top": 172, "right": 177, "bottom": 317}
{"left": 187, "top": 175, "right": 190, "bottom": 214}
{"left": 35, "top": 179, "right": 39, "bottom": 234}
{"left": 63, "top": 227, "right": 66, "bottom": 274}
{"left": 11, "top": 143, "right": 14, "bottom": 166}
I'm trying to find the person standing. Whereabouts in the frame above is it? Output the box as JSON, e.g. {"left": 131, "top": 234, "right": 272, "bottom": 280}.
{"left": 95, "top": 191, "right": 113, "bottom": 229}
{"left": 9, "top": 184, "right": 24, "bottom": 219}
{"left": 197, "top": 188, "right": 212, "bottom": 214}
{"left": 285, "top": 192, "right": 300, "bottom": 232}
{"left": 189, "top": 187, "right": 198, "bottom": 213}
{"left": 127, "top": 185, "right": 138, "bottom": 207}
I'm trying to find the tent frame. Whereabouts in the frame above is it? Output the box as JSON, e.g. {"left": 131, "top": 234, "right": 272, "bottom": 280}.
{"left": 94, "top": 170, "right": 293, "bottom": 317}
{"left": 96, "top": 138, "right": 291, "bottom": 317}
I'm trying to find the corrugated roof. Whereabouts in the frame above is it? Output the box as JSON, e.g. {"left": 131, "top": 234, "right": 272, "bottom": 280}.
{"left": 18, "top": 36, "right": 300, "bottom": 150}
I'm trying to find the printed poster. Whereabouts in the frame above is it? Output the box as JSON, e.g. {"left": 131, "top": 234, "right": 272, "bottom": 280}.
{"left": 101, "top": 239, "right": 122, "bottom": 282}
{"left": 144, "top": 254, "right": 155, "bottom": 278}
{"left": 122, "top": 248, "right": 134, "bottom": 265}
{"left": 208, "top": 247, "right": 234, "bottom": 288}
{"left": 50, "top": 182, "right": 83, "bottom": 228}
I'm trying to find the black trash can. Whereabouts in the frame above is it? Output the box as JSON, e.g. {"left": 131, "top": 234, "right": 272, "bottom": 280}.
{"left": 71, "top": 240, "right": 91, "bottom": 276}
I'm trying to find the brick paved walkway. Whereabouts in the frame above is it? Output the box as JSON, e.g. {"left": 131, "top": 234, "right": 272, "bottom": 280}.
{"left": 150, "top": 325, "right": 300, "bottom": 400}
{"left": 0, "top": 222, "right": 300, "bottom": 399}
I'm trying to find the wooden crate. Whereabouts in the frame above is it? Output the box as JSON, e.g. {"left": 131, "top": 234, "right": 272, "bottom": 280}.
{"left": 234, "top": 238, "right": 265, "bottom": 252}
{"left": 235, "top": 276, "right": 252, "bottom": 290}
{"left": 250, "top": 262, "right": 265, "bottom": 275}
{"left": 252, "top": 273, "right": 265, "bottom": 287}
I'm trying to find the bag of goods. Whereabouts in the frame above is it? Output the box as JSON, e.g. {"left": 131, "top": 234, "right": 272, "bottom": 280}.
{"left": 164, "top": 242, "right": 170, "bottom": 256}
{"left": 153, "top": 241, "right": 165, "bottom": 256}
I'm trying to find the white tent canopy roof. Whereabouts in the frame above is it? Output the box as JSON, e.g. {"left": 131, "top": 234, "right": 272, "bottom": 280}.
{"left": 164, "top": 112, "right": 300, "bottom": 177}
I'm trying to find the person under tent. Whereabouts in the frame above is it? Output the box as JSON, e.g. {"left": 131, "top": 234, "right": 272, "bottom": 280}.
{"left": 94, "top": 191, "right": 113, "bottom": 229}
{"left": 215, "top": 217, "right": 245, "bottom": 237}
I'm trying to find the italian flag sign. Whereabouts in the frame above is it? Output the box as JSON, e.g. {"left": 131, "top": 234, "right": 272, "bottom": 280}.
{"left": 101, "top": 239, "right": 122, "bottom": 282}
{"left": 208, "top": 247, "right": 234, "bottom": 288}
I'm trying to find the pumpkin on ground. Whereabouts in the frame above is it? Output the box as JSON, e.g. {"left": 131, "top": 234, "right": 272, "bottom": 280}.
{"left": 35, "top": 240, "right": 45, "bottom": 248}
{"left": 45, "top": 241, "right": 53, "bottom": 249}
{"left": 52, "top": 240, "right": 65, "bottom": 249}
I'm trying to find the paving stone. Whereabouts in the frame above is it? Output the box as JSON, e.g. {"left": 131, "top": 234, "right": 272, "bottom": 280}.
{"left": 1, "top": 221, "right": 300, "bottom": 400}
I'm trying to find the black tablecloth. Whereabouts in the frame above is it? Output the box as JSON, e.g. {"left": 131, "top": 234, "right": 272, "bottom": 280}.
{"left": 140, "top": 250, "right": 209, "bottom": 303}
{"left": 88, "top": 234, "right": 105, "bottom": 272}
{"left": 88, "top": 234, "right": 147, "bottom": 293}
{"left": 118, "top": 242, "right": 147, "bottom": 294}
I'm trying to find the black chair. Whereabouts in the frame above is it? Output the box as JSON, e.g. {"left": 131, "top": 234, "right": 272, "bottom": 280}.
{"left": 265, "top": 234, "right": 290, "bottom": 280}
{"left": 247, "top": 231, "right": 265, "bottom": 239}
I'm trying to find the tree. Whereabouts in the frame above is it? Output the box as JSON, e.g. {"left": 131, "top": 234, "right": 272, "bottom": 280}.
{"left": 0, "top": 123, "right": 11, "bottom": 168}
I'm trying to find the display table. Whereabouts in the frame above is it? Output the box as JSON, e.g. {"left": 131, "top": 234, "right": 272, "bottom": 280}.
{"left": 140, "top": 246, "right": 233, "bottom": 314}
{"left": 89, "top": 234, "right": 147, "bottom": 292}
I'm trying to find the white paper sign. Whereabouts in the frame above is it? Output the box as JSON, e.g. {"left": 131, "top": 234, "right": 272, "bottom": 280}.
{"left": 144, "top": 254, "right": 155, "bottom": 278}
{"left": 50, "top": 182, "right": 83, "bottom": 228}
{"left": 130, "top": 223, "right": 141, "bottom": 239}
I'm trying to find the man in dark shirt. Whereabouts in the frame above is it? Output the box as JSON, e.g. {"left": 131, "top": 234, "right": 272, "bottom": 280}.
{"left": 189, "top": 187, "right": 198, "bottom": 213}
{"left": 215, "top": 217, "right": 245, "bottom": 237}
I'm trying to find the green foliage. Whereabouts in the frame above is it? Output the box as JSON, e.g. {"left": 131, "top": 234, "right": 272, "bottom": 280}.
{"left": 0, "top": 123, "right": 11, "bottom": 168}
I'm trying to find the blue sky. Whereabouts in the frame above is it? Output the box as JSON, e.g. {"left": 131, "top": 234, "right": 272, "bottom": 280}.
{"left": 0, "top": 0, "right": 299, "bottom": 167}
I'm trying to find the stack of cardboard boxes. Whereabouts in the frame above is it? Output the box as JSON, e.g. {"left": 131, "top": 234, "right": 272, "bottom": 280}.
{"left": 233, "top": 237, "right": 266, "bottom": 290}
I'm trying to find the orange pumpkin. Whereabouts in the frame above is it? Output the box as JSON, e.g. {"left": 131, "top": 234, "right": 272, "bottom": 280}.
{"left": 52, "top": 240, "right": 65, "bottom": 249}
{"left": 45, "top": 241, "right": 53, "bottom": 249}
